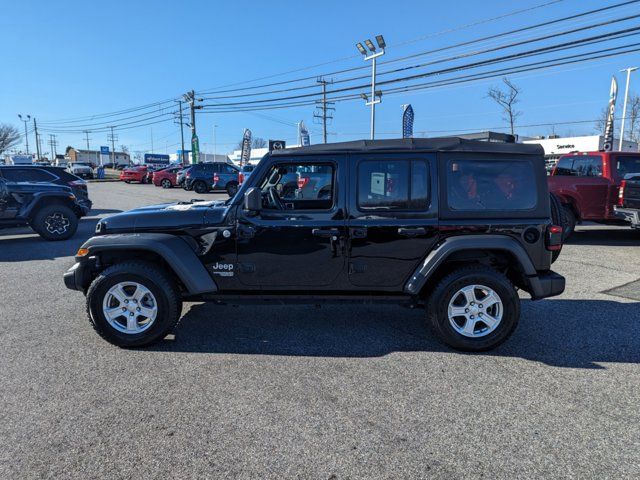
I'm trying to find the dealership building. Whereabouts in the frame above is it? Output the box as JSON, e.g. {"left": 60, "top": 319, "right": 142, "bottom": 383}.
{"left": 521, "top": 134, "right": 638, "bottom": 164}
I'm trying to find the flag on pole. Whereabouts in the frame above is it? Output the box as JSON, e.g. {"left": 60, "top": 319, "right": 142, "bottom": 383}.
{"left": 402, "top": 104, "right": 414, "bottom": 139}
{"left": 602, "top": 76, "right": 618, "bottom": 152}
{"left": 240, "top": 129, "right": 252, "bottom": 166}
{"left": 299, "top": 121, "right": 311, "bottom": 146}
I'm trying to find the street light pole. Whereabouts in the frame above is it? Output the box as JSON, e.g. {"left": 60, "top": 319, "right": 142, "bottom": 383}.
{"left": 213, "top": 124, "right": 218, "bottom": 160}
{"left": 357, "top": 36, "right": 386, "bottom": 140}
{"left": 619, "top": 66, "right": 638, "bottom": 151}
{"left": 18, "top": 114, "right": 30, "bottom": 154}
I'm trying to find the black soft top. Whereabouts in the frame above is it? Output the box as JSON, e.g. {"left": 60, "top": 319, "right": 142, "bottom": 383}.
{"left": 272, "top": 137, "right": 543, "bottom": 157}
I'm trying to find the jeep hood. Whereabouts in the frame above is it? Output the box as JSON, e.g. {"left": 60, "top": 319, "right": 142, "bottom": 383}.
{"left": 96, "top": 200, "right": 228, "bottom": 233}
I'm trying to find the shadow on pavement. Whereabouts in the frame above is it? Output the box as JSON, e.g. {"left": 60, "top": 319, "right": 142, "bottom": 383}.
{"left": 0, "top": 217, "right": 100, "bottom": 261}
{"left": 148, "top": 298, "right": 640, "bottom": 369}
{"left": 567, "top": 227, "right": 640, "bottom": 247}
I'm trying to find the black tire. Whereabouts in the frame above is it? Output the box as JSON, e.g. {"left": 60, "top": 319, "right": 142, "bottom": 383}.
{"left": 30, "top": 204, "right": 79, "bottom": 241}
{"left": 86, "top": 261, "right": 182, "bottom": 348}
{"left": 124, "top": 180, "right": 131, "bottom": 184}
{"left": 561, "top": 204, "right": 576, "bottom": 240}
{"left": 549, "top": 193, "right": 565, "bottom": 263}
{"left": 161, "top": 179, "right": 172, "bottom": 189}
{"left": 193, "top": 181, "right": 208, "bottom": 194}
{"left": 226, "top": 182, "right": 239, "bottom": 197}
{"left": 426, "top": 265, "right": 520, "bottom": 352}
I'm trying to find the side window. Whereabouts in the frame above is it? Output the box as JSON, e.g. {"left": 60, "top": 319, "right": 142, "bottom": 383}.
{"left": 554, "top": 157, "right": 574, "bottom": 175}
{"left": 447, "top": 159, "right": 537, "bottom": 211}
{"left": 1, "top": 168, "right": 56, "bottom": 183}
{"left": 357, "top": 159, "right": 429, "bottom": 210}
{"left": 222, "top": 164, "right": 237, "bottom": 174}
{"left": 260, "top": 162, "right": 335, "bottom": 210}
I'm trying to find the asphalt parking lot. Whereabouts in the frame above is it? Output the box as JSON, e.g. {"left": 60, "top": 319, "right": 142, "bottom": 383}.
{"left": 1, "top": 181, "right": 639, "bottom": 478}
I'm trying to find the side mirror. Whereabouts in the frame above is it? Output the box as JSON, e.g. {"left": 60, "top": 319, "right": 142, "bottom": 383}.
{"left": 243, "top": 187, "right": 261, "bottom": 214}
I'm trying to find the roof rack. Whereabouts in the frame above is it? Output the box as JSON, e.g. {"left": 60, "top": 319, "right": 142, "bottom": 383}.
{"left": 455, "top": 131, "right": 516, "bottom": 143}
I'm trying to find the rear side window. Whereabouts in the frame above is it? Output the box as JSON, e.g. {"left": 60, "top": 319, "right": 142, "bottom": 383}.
{"left": 554, "top": 155, "right": 602, "bottom": 177}
{"left": 357, "top": 160, "right": 430, "bottom": 210}
{"left": 447, "top": 159, "right": 536, "bottom": 211}
{"left": 1, "top": 168, "right": 57, "bottom": 183}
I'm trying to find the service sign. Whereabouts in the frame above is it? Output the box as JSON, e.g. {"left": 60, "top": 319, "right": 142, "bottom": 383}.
{"left": 144, "top": 153, "right": 171, "bottom": 165}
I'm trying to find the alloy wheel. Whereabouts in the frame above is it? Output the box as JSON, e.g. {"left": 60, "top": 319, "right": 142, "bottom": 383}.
{"left": 44, "top": 212, "right": 70, "bottom": 235}
{"left": 447, "top": 284, "right": 503, "bottom": 338}
{"left": 102, "top": 282, "right": 158, "bottom": 334}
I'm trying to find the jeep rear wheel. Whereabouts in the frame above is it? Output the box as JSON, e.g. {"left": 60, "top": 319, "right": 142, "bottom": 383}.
{"left": 86, "top": 261, "right": 182, "bottom": 348}
{"left": 426, "top": 266, "right": 519, "bottom": 351}
{"left": 31, "top": 204, "right": 78, "bottom": 241}
{"left": 193, "top": 181, "right": 208, "bottom": 194}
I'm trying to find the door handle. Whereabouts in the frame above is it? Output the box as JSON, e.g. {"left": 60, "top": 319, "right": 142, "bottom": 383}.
{"left": 312, "top": 228, "right": 340, "bottom": 238}
{"left": 398, "top": 227, "right": 426, "bottom": 237}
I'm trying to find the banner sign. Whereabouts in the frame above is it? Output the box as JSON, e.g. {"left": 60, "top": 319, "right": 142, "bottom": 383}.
{"left": 402, "top": 104, "right": 414, "bottom": 139}
{"left": 144, "top": 153, "right": 170, "bottom": 165}
{"left": 602, "top": 76, "right": 618, "bottom": 152}
{"left": 299, "top": 121, "right": 310, "bottom": 146}
{"left": 240, "top": 129, "right": 252, "bottom": 166}
{"left": 269, "top": 140, "right": 286, "bottom": 151}
{"left": 191, "top": 135, "right": 200, "bottom": 164}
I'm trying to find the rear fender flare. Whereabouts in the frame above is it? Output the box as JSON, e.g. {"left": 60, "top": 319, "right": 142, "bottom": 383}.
{"left": 404, "top": 235, "right": 544, "bottom": 298}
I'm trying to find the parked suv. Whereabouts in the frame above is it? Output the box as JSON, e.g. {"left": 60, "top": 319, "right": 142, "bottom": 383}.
{"left": 548, "top": 151, "right": 640, "bottom": 237}
{"left": 64, "top": 138, "right": 565, "bottom": 351}
{"left": 0, "top": 168, "right": 92, "bottom": 240}
{"left": 183, "top": 162, "right": 240, "bottom": 196}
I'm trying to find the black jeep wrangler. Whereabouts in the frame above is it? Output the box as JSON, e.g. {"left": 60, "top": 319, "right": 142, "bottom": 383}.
{"left": 0, "top": 170, "right": 92, "bottom": 241}
{"left": 64, "top": 138, "right": 565, "bottom": 351}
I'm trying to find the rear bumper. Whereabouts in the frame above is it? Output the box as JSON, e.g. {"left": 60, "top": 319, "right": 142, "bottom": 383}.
{"left": 528, "top": 271, "right": 565, "bottom": 300}
{"left": 614, "top": 206, "right": 640, "bottom": 227}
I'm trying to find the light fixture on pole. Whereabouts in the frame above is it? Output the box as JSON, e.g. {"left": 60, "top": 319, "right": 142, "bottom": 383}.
{"left": 619, "top": 66, "right": 638, "bottom": 151}
{"left": 17, "top": 114, "right": 31, "bottom": 154}
{"left": 356, "top": 35, "right": 385, "bottom": 139}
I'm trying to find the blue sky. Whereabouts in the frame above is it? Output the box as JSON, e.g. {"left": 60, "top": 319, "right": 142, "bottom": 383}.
{"left": 2, "top": 0, "right": 639, "bottom": 157}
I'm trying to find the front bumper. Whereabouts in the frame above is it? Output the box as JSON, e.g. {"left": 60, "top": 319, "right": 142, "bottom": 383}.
{"left": 528, "top": 271, "right": 565, "bottom": 300}
{"left": 614, "top": 206, "right": 640, "bottom": 228}
{"left": 64, "top": 261, "right": 89, "bottom": 291}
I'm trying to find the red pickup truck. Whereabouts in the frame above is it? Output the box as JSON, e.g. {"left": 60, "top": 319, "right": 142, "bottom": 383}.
{"left": 548, "top": 151, "right": 640, "bottom": 237}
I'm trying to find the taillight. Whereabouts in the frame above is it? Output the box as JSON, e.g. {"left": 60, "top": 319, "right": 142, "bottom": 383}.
{"left": 239, "top": 172, "right": 245, "bottom": 184}
{"left": 298, "top": 177, "right": 309, "bottom": 189}
{"left": 68, "top": 180, "right": 86, "bottom": 187}
{"left": 213, "top": 174, "right": 220, "bottom": 183}
{"left": 546, "top": 224, "right": 563, "bottom": 251}
{"left": 618, "top": 180, "right": 627, "bottom": 206}
{"left": 186, "top": 171, "right": 191, "bottom": 178}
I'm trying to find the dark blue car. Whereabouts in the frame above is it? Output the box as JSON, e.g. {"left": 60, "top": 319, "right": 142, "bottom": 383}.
{"left": 183, "top": 162, "right": 240, "bottom": 196}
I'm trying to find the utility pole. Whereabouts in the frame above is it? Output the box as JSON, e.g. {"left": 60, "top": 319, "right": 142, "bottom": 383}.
{"left": 183, "top": 90, "right": 203, "bottom": 164}
{"left": 48, "top": 134, "right": 58, "bottom": 161}
{"left": 356, "top": 36, "right": 386, "bottom": 140}
{"left": 107, "top": 126, "right": 118, "bottom": 167}
{"left": 313, "top": 77, "right": 335, "bottom": 143}
{"left": 619, "top": 66, "right": 638, "bottom": 150}
{"left": 18, "top": 114, "right": 31, "bottom": 154}
{"left": 83, "top": 130, "right": 91, "bottom": 150}
{"left": 175, "top": 100, "right": 186, "bottom": 163}
{"left": 33, "top": 117, "right": 41, "bottom": 160}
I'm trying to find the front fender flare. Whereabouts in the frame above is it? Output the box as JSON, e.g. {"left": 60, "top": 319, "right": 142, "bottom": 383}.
{"left": 77, "top": 233, "right": 217, "bottom": 295}
{"left": 404, "top": 235, "right": 543, "bottom": 297}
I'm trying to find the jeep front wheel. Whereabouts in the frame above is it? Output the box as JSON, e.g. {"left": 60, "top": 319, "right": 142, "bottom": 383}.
{"left": 31, "top": 204, "right": 79, "bottom": 241}
{"left": 426, "top": 266, "right": 519, "bottom": 351}
{"left": 86, "top": 262, "right": 182, "bottom": 348}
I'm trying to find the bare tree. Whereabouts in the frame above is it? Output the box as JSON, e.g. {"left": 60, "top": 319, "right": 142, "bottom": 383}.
{"left": 0, "top": 124, "right": 21, "bottom": 154}
{"left": 252, "top": 137, "right": 267, "bottom": 149}
{"left": 627, "top": 94, "right": 640, "bottom": 143}
{"left": 487, "top": 78, "right": 522, "bottom": 135}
